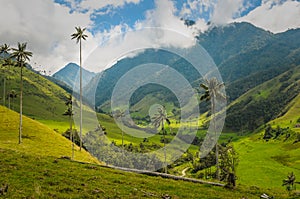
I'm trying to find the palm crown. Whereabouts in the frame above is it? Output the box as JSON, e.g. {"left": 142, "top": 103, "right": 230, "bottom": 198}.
{"left": 11, "top": 43, "right": 32, "bottom": 65}
{"left": 71, "top": 27, "right": 88, "bottom": 43}
{"left": 0, "top": 44, "right": 11, "bottom": 54}
{"left": 152, "top": 107, "right": 170, "bottom": 130}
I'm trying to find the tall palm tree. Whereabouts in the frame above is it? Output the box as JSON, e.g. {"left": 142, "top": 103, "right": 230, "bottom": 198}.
{"left": 152, "top": 107, "right": 170, "bottom": 173}
{"left": 11, "top": 42, "right": 32, "bottom": 144}
{"left": 71, "top": 26, "right": 88, "bottom": 151}
{"left": 1, "top": 44, "right": 11, "bottom": 107}
{"left": 63, "top": 95, "right": 75, "bottom": 160}
{"left": 200, "top": 77, "right": 225, "bottom": 181}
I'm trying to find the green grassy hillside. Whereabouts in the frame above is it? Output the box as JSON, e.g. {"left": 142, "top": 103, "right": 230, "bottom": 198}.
{"left": 235, "top": 136, "right": 300, "bottom": 189}
{"left": 226, "top": 66, "right": 300, "bottom": 131}
{"left": 0, "top": 65, "right": 69, "bottom": 122}
{"left": 0, "top": 105, "right": 98, "bottom": 163}
{"left": 2, "top": 149, "right": 290, "bottom": 199}
{"left": 231, "top": 82, "right": 300, "bottom": 188}
{"left": 1, "top": 104, "right": 290, "bottom": 198}
{"left": 271, "top": 92, "right": 300, "bottom": 131}
{"left": 0, "top": 108, "right": 291, "bottom": 198}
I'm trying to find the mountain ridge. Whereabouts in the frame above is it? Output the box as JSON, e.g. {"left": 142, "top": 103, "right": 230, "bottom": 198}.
{"left": 52, "top": 63, "right": 96, "bottom": 91}
{"left": 81, "top": 22, "right": 300, "bottom": 133}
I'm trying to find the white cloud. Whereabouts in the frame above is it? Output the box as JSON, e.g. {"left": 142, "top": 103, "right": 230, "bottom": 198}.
{"left": 235, "top": 0, "right": 300, "bottom": 33}
{"left": 83, "top": 0, "right": 204, "bottom": 72}
{"left": 0, "top": 0, "right": 99, "bottom": 74}
{"left": 211, "top": 0, "right": 245, "bottom": 25}
{"left": 66, "top": 0, "right": 142, "bottom": 13}
{"left": 2, "top": 0, "right": 299, "bottom": 75}
{"left": 179, "top": 0, "right": 248, "bottom": 26}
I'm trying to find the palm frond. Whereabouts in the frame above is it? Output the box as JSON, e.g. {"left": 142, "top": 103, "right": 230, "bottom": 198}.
{"left": 11, "top": 42, "right": 32, "bottom": 66}
{"left": 71, "top": 26, "right": 88, "bottom": 43}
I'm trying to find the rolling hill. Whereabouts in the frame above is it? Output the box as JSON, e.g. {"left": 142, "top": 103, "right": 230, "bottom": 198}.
{"left": 0, "top": 105, "right": 98, "bottom": 163}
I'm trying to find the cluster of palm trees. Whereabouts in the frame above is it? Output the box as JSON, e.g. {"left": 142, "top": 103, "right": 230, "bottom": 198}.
{"left": 1, "top": 42, "right": 32, "bottom": 144}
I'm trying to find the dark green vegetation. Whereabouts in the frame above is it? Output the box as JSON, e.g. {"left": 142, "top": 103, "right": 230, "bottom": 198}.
{"left": 226, "top": 66, "right": 300, "bottom": 131}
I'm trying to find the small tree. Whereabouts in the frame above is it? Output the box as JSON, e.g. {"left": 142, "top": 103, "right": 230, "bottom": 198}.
{"left": 263, "top": 124, "right": 273, "bottom": 140}
{"left": 63, "top": 95, "right": 75, "bottom": 159}
{"left": 219, "top": 144, "right": 239, "bottom": 188}
{"left": 282, "top": 172, "right": 300, "bottom": 193}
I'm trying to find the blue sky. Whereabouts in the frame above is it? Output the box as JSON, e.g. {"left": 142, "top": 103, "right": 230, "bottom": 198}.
{"left": 0, "top": 0, "right": 299, "bottom": 73}
{"left": 54, "top": 0, "right": 265, "bottom": 35}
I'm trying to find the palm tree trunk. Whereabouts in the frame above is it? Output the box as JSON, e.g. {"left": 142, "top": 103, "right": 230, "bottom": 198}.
{"left": 212, "top": 98, "right": 220, "bottom": 181}
{"left": 79, "top": 38, "right": 83, "bottom": 151}
{"left": 3, "top": 77, "right": 5, "bottom": 106}
{"left": 70, "top": 115, "right": 74, "bottom": 160}
{"left": 121, "top": 119, "right": 124, "bottom": 149}
{"left": 8, "top": 95, "right": 10, "bottom": 109}
{"left": 162, "top": 120, "right": 167, "bottom": 174}
{"left": 19, "top": 65, "right": 23, "bottom": 144}
{"left": 121, "top": 124, "right": 124, "bottom": 160}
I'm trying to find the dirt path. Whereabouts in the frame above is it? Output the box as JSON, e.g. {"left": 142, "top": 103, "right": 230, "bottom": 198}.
{"left": 181, "top": 167, "right": 190, "bottom": 177}
{"left": 105, "top": 165, "right": 225, "bottom": 187}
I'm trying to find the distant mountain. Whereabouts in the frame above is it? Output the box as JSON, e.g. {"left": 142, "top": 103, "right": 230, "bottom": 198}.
{"left": 197, "top": 22, "right": 274, "bottom": 67}
{"left": 52, "top": 63, "right": 96, "bottom": 91}
{"left": 84, "top": 49, "right": 198, "bottom": 109}
{"left": 84, "top": 22, "right": 300, "bottom": 132}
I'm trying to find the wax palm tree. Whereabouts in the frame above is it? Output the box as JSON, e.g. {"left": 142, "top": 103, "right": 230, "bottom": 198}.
{"left": 11, "top": 42, "right": 32, "bottom": 144}
{"left": 152, "top": 107, "right": 170, "bottom": 173}
{"left": 71, "top": 26, "right": 88, "bottom": 151}
{"left": 200, "top": 77, "right": 226, "bottom": 181}
{"left": 1, "top": 44, "right": 11, "bottom": 106}
{"left": 63, "top": 94, "right": 75, "bottom": 159}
